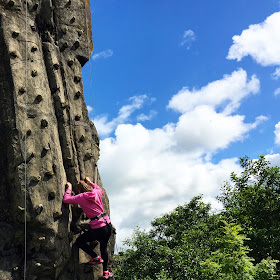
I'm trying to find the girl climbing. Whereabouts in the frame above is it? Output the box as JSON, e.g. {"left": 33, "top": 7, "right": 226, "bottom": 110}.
{"left": 63, "top": 177, "right": 113, "bottom": 279}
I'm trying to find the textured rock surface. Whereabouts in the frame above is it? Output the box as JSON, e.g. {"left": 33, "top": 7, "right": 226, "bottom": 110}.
{"left": 0, "top": 0, "right": 115, "bottom": 279}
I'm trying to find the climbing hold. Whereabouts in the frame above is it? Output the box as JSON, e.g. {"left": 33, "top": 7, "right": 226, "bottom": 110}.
{"left": 19, "top": 87, "right": 26, "bottom": 94}
{"left": 30, "top": 176, "right": 41, "bottom": 183}
{"left": 30, "top": 25, "right": 36, "bottom": 31}
{"left": 85, "top": 152, "right": 93, "bottom": 159}
{"left": 53, "top": 211, "right": 62, "bottom": 219}
{"left": 27, "top": 113, "right": 36, "bottom": 119}
{"left": 26, "top": 129, "right": 32, "bottom": 136}
{"left": 41, "top": 119, "right": 48, "bottom": 128}
{"left": 35, "top": 94, "right": 43, "bottom": 102}
{"left": 70, "top": 16, "right": 75, "bottom": 23}
{"left": 31, "top": 70, "right": 38, "bottom": 77}
{"left": 41, "top": 145, "right": 50, "bottom": 157}
{"left": 13, "top": 267, "right": 19, "bottom": 272}
{"left": 35, "top": 204, "right": 43, "bottom": 215}
{"left": 38, "top": 236, "right": 45, "bottom": 241}
{"left": 8, "top": 0, "right": 15, "bottom": 6}
{"left": 48, "top": 191, "right": 55, "bottom": 200}
{"left": 18, "top": 206, "right": 25, "bottom": 211}
{"left": 9, "top": 51, "right": 17, "bottom": 58}
{"left": 43, "top": 145, "right": 50, "bottom": 152}
{"left": 75, "top": 115, "right": 81, "bottom": 121}
{"left": 73, "top": 41, "right": 80, "bottom": 49}
{"left": 61, "top": 26, "right": 68, "bottom": 34}
{"left": 67, "top": 59, "right": 74, "bottom": 67}
{"left": 32, "top": 3, "right": 39, "bottom": 10}
{"left": 65, "top": 0, "right": 71, "bottom": 8}
{"left": 74, "top": 75, "right": 81, "bottom": 83}
{"left": 53, "top": 63, "right": 60, "bottom": 70}
{"left": 74, "top": 91, "right": 81, "bottom": 99}
{"left": 31, "top": 46, "right": 38, "bottom": 52}
{"left": 80, "top": 135, "right": 86, "bottom": 142}
{"left": 77, "top": 30, "right": 83, "bottom": 37}
{"left": 45, "top": 170, "right": 55, "bottom": 177}
{"left": 60, "top": 42, "right": 68, "bottom": 51}
{"left": 26, "top": 152, "right": 35, "bottom": 163}
{"left": 12, "top": 31, "right": 19, "bottom": 38}
{"left": 61, "top": 102, "right": 69, "bottom": 109}
{"left": 52, "top": 164, "right": 57, "bottom": 174}
{"left": 51, "top": 86, "right": 60, "bottom": 94}
{"left": 35, "top": 263, "right": 41, "bottom": 267}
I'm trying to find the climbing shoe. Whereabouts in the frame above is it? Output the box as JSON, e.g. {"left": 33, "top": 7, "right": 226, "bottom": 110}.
{"left": 103, "top": 271, "right": 113, "bottom": 279}
{"left": 87, "top": 256, "right": 103, "bottom": 266}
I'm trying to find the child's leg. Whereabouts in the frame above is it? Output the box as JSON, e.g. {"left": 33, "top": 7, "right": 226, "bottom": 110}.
{"left": 75, "top": 231, "right": 98, "bottom": 258}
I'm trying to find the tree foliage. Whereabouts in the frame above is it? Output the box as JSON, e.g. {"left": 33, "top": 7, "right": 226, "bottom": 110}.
{"left": 114, "top": 156, "right": 280, "bottom": 279}
{"left": 201, "top": 221, "right": 278, "bottom": 280}
{"left": 218, "top": 155, "right": 280, "bottom": 263}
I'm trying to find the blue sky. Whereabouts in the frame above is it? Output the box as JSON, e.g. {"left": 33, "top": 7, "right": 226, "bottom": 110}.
{"left": 82, "top": 0, "right": 280, "bottom": 248}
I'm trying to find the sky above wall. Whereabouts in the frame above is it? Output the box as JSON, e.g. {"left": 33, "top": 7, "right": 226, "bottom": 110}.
{"left": 81, "top": 0, "right": 280, "bottom": 249}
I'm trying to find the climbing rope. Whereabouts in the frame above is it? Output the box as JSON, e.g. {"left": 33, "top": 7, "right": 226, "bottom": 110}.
{"left": 24, "top": 0, "right": 28, "bottom": 278}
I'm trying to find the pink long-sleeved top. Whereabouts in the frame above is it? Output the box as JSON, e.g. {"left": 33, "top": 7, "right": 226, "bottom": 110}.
{"left": 63, "top": 182, "right": 110, "bottom": 229}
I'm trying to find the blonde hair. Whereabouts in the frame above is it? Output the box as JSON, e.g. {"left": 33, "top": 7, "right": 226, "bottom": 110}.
{"left": 75, "top": 180, "right": 93, "bottom": 193}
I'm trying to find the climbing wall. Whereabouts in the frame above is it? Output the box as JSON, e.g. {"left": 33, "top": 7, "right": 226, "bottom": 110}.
{"left": 0, "top": 0, "right": 115, "bottom": 279}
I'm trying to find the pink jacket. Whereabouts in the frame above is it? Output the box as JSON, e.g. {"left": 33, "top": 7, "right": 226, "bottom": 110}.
{"left": 63, "top": 182, "right": 111, "bottom": 229}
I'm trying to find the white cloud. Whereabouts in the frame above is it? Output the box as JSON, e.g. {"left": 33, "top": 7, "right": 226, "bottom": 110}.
{"left": 99, "top": 123, "right": 244, "bottom": 247}
{"left": 87, "top": 105, "right": 93, "bottom": 113}
{"left": 91, "top": 49, "right": 113, "bottom": 61}
{"left": 96, "top": 69, "right": 268, "bottom": 247}
{"left": 167, "top": 69, "right": 260, "bottom": 115}
{"left": 94, "top": 95, "right": 151, "bottom": 137}
{"left": 174, "top": 106, "right": 267, "bottom": 154}
{"left": 274, "top": 122, "right": 280, "bottom": 145}
{"left": 180, "top": 29, "right": 196, "bottom": 49}
{"left": 265, "top": 153, "right": 280, "bottom": 166}
{"left": 272, "top": 68, "right": 280, "bottom": 79}
{"left": 227, "top": 12, "right": 280, "bottom": 66}
{"left": 274, "top": 88, "right": 280, "bottom": 96}
{"left": 137, "top": 110, "right": 157, "bottom": 121}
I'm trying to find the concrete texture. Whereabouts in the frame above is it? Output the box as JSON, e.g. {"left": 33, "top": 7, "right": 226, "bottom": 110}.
{"left": 0, "top": 0, "right": 115, "bottom": 279}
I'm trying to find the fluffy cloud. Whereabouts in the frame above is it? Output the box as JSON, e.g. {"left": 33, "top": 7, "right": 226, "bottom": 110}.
{"left": 265, "top": 153, "right": 280, "bottom": 166}
{"left": 94, "top": 95, "right": 152, "bottom": 137}
{"left": 99, "top": 123, "right": 243, "bottom": 248}
{"left": 168, "top": 69, "right": 260, "bottom": 115}
{"left": 227, "top": 12, "right": 280, "bottom": 66}
{"left": 91, "top": 49, "right": 113, "bottom": 61}
{"left": 174, "top": 106, "right": 267, "bottom": 154}
{"left": 96, "top": 69, "right": 268, "bottom": 247}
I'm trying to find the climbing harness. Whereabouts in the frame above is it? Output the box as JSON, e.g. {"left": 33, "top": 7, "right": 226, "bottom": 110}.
{"left": 90, "top": 212, "right": 108, "bottom": 221}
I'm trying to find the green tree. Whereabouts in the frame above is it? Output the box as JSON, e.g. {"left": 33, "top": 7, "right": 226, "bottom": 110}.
{"left": 201, "top": 221, "right": 278, "bottom": 280}
{"left": 218, "top": 155, "right": 280, "bottom": 263}
{"left": 114, "top": 196, "right": 222, "bottom": 279}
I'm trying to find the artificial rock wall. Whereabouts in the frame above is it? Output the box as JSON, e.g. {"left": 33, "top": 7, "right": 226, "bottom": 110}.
{"left": 0, "top": 0, "right": 115, "bottom": 279}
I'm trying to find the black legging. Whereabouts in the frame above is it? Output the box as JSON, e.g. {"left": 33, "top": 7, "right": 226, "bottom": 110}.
{"left": 76, "top": 223, "right": 112, "bottom": 271}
